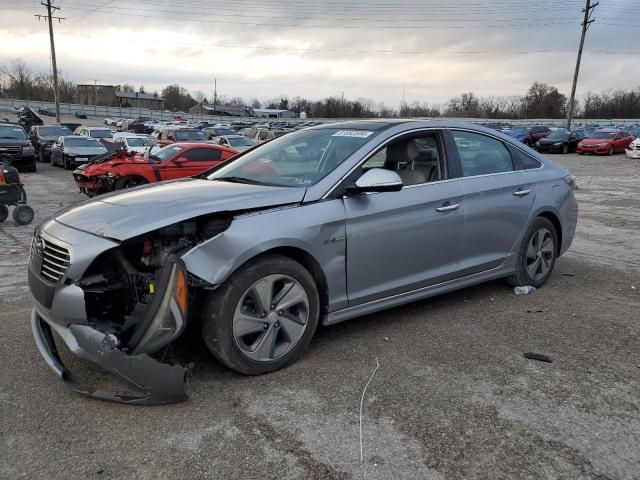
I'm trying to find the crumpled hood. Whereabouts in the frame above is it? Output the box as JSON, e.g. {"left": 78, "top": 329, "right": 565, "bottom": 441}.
{"left": 54, "top": 178, "right": 306, "bottom": 240}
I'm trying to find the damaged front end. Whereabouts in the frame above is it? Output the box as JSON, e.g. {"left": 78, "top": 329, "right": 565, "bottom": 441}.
{"left": 29, "top": 216, "right": 229, "bottom": 405}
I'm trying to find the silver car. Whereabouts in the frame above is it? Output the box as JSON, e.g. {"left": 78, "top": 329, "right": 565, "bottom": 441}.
{"left": 29, "top": 120, "right": 578, "bottom": 404}
{"left": 50, "top": 136, "right": 108, "bottom": 170}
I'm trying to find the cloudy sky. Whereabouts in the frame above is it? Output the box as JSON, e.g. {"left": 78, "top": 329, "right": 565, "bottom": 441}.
{"left": 1, "top": 0, "right": 638, "bottom": 106}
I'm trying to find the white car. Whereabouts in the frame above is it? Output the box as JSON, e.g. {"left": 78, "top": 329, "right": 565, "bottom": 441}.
{"left": 212, "top": 135, "right": 256, "bottom": 152}
{"left": 625, "top": 137, "right": 640, "bottom": 159}
{"left": 112, "top": 133, "right": 160, "bottom": 154}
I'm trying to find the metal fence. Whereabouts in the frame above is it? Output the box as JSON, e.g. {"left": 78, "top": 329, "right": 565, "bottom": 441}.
{"left": 1, "top": 97, "right": 639, "bottom": 126}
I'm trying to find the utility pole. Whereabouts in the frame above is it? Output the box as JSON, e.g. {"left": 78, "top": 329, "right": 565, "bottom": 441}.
{"left": 35, "top": 0, "right": 64, "bottom": 124}
{"left": 566, "top": 0, "right": 598, "bottom": 130}
{"left": 213, "top": 78, "right": 218, "bottom": 113}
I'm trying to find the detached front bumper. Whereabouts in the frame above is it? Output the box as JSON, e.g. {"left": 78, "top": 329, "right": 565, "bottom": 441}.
{"left": 626, "top": 149, "right": 640, "bottom": 159}
{"left": 30, "top": 252, "right": 190, "bottom": 405}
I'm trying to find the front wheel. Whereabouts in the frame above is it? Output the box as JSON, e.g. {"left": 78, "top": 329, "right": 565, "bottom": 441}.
{"left": 114, "top": 176, "right": 148, "bottom": 190}
{"left": 0, "top": 205, "right": 8, "bottom": 223}
{"left": 63, "top": 155, "right": 72, "bottom": 170}
{"left": 12, "top": 204, "right": 34, "bottom": 225}
{"left": 202, "top": 254, "right": 320, "bottom": 375}
{"left": 608, "top": 146, "right": 615, "bottom": 156}
{"left": 507, "top": 217, "right": 558, "bottom": 288}
{"left": 562, "top": 144, "right": 569, "bottom": 154}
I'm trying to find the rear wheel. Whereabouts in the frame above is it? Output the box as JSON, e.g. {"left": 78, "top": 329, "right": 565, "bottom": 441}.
{"left": 114, "top": 176, "right": 148, "bottom": 190}
{"left": 12, "top": 204, "right": 34, "bottom": 225}
{"left": 62, "top": 155, "right": 72, "bottom": 170}
{"left": 0, "top": 205, "right": 8, "bottom": 223}
{"left": 507, "top": 217, "right": 558, "bottom": 288}
{"left": 202, "top": 254, "right": 320, "bottom": 375}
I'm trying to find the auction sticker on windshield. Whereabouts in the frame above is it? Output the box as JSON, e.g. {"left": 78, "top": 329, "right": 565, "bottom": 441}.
{"left": 332, "top": 130, "right": 374, "bottom": 138}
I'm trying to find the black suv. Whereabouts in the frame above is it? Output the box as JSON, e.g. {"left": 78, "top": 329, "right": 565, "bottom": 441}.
{"left": 28, "top": 125, "right": 73, "bottom": 162}
{"left": 126, "top": 116, "right": 153, "bottom": 134}
{"left": 0, "top": 123, "right": 36, "bottom": 172}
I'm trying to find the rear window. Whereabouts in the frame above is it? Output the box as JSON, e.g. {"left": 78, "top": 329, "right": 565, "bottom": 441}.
{"left": 508, "top": 146, "right": 542, "bottom": 170}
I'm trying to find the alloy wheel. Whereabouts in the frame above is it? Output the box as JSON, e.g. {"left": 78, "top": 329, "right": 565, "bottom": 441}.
{"left": 526, "top": 228, "right": 554, "bottom": 281}
{"left": 232, "top": 274, "right": 310, "bottom": 362}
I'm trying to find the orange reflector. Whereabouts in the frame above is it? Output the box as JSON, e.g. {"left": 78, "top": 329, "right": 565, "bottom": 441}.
{"left": 142, "top": 240, "right": 153, "bottom": 256}
{"left": 175, "top": 270, "right": 187, "bottom": 318}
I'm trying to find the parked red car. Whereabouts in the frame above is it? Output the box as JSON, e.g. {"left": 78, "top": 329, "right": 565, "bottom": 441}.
{"left": 576, "top": 129, "right": 635, "bottom": 155}
{"left": 523, "top": 126, "right": 551, "bottom": 146}
{"left": 73, "top": 142, "right": 238, "bottom": 196}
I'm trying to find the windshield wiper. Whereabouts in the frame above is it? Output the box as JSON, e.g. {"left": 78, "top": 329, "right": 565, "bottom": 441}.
{"left": 214, "top": 176, "right": 266, "bottom": 185}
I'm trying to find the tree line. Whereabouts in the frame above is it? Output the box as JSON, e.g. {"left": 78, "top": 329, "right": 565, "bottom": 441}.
{"left": 1, "top": 59, "right": 639, "bottom": 119}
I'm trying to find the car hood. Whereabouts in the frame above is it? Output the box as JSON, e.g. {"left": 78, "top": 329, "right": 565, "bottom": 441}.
{"left": 54, "top": 178, "right": 306, "bottom": 240}
{"left": 64, "top": 146, "right": 109, "bottom": 155}
{"left": 580, "top": 138, "right": 613, "bottom": 145}
{"left": 0, "top": 139, "right": 29, "bottom": 146}
{"left": 539, "top": 138, "right": 567, "bottom": 144}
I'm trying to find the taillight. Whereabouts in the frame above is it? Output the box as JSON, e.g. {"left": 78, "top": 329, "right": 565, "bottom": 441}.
{"left": 564, "top": 174, "right": 577, "bottom": 191}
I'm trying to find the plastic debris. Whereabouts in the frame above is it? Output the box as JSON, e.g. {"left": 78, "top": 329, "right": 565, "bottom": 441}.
{"left": 523, "top": 352, "right": 553, "bottom": 363}
{"left": 514, "top": 286, "right": 536, "bottom": 295}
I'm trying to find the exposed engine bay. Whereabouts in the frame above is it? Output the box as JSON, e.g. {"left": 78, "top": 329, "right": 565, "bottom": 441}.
{"left": 77, "top": 215, "right": 230, "bottom": 347}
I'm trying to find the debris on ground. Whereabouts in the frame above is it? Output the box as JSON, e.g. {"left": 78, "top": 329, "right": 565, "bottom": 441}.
{"left": 514, "top": 286, "right": 536, "bottom": 295}
{"left": 523, "top": 352, "right": 553, "bottom": 363}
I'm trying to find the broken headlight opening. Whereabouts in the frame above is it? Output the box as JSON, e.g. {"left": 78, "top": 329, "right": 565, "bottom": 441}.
{"left": 34, "top": 215, "right": 231, "bottom": 405}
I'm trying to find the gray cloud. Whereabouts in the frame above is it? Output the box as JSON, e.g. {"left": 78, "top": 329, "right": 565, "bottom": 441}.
{"left": 1, "top": 0, "right": 638, "bottom": 105}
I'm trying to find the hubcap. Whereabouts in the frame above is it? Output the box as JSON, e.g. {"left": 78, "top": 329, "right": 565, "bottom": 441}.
{"left": 233, "top": 274, "right": 309, "bottom": 362}
{"left": 526, "top": 228, "right": 554, "bottom": 281}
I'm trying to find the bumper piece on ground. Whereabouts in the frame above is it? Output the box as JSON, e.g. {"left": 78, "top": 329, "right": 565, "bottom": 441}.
{"left": 32, "top": 313, "right": 189, "bottom": 405}
{"left": 30, "top": 255, "right": 190, "bottom": 405}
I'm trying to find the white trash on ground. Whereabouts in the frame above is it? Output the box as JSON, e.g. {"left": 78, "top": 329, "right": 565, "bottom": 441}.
{"left": 514, "top": 286, "right": 536, "bottom": 295}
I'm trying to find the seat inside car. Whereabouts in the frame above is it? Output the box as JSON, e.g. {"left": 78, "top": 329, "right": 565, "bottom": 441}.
{"left": 385, "top": 139, "right": 439, "bottom": 186}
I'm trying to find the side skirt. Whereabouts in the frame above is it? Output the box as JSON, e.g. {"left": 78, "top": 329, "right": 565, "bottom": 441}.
{"left": 324, "top": 261, "right": 514, "bottom": 326}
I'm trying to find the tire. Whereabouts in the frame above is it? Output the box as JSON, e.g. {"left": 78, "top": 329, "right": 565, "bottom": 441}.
{"left": 114, "top": 176, "right": 148, "bottom": 190}
{"left": 608, "top": 146, "right": 615, "bottom": 156}
{"left": 0, "top": 205, "right": 8, "bottom": 223}
{"left": 562, "top": 144, "right": 569, "bottom": 154}
{"left": 506, "top": 217, "right": 558, "bottom": 289}
{"left": 202, "top": 254, "right": 320, "bottom": 375}
{"left": 12, "top": 204, "right": 34, "bottom": 225}
{"left": 63, "top": 155, "right": 73, "bottom": 170}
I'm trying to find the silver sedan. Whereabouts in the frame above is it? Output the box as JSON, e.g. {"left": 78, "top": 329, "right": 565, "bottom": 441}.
{"left": 28, "top": 120, "right": 578, "bottom": 404}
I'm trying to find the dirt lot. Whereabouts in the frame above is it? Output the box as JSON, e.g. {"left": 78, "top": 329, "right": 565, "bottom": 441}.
{"left": 1, "top": 153, "right": 639, "bottom": 480}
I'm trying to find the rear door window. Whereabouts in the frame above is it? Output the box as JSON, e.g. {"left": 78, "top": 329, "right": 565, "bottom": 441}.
{"left": 451, "top": 131, "right": 514, "bottom": 177}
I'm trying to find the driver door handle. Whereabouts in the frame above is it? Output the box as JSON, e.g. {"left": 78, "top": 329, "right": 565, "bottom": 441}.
{"left": 436, "top": 203, "right": 460, "bottom": 212}
{"left": 513, "top": 189, "right": 531, "bottom": 197}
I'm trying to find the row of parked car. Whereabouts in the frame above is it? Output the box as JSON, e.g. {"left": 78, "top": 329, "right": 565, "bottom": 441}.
{"left": 496, "top": 124, "right": 640, "bottom": 157}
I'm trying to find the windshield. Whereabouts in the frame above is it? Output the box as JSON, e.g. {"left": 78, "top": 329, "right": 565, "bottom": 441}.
{"left": 39, "top": 126, "right": 71, "bottom": 137}
{"left": 547, "top": 132, "right": 569, "bottom": 140}
{"left": 589, "top": 131, "right": 616, "bottom": 139}
{"left": 65, "top": 137, "right": 103, "bottom": 147}
{"left": 175, "top": 130, "right": 205, "bottom": 141}
{"left": 90, "top": 129, "right": 112, "bottom": 139}
{"left": 207, "top": 127, "right": 378, "bottom": 187}
{"left": 126, "top": 137, "right": 156, "bottom": 147}
{"left": 0, "top": 126, "right": 27, "bottom": 139}
{"left": 228, "top": 137, "right": 254, "bottom": 147}
{"left": 153, "top": 145, "right": 183, "bottom": 161}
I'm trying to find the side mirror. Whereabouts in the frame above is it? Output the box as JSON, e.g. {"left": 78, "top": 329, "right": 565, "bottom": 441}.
{"left": 173, "top": 157, "right": 188, "bottom": 164}
{"left": 346, "top": 168, "right": 403, "bottom": 195}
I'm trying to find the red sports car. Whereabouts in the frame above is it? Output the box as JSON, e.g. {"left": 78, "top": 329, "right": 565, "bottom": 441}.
{"left": 576, "top": 129, "right": 635, "bottom": 155}
{"left": 73, "top": 142, "right": 238, "bottom": 196}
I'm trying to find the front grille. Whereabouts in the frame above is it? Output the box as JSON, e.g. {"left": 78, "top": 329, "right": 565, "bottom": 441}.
{"left": 0, "top": 146, "right": 22, "bottom": 155}
{"left": 31, "top": 233, "right": 70, "bottom": 283}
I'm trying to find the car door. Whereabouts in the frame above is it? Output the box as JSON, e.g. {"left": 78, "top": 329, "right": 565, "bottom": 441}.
{"left": 157, "top": 147, "right": 221, "bottom": 180}
{"left": 450, "top": 129, "right": 537, "bottom": 274}
{"left": 616, "top": 131, "right": 631, "bottom": 151}
{"left": 343, "top": 130, "right": 465, "bottom": 306}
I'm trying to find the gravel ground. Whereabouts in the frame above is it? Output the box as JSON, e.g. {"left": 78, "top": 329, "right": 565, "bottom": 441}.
{"left": 1, "top": 153, "right": 639, "bottom": 480}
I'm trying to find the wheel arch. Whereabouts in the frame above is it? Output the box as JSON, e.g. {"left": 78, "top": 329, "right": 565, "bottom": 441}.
{"left": 536, "top": 210, "right": 563, "bottom": 255}
{"left": 233, "top": 246, "right": 329, "bottom": 316}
